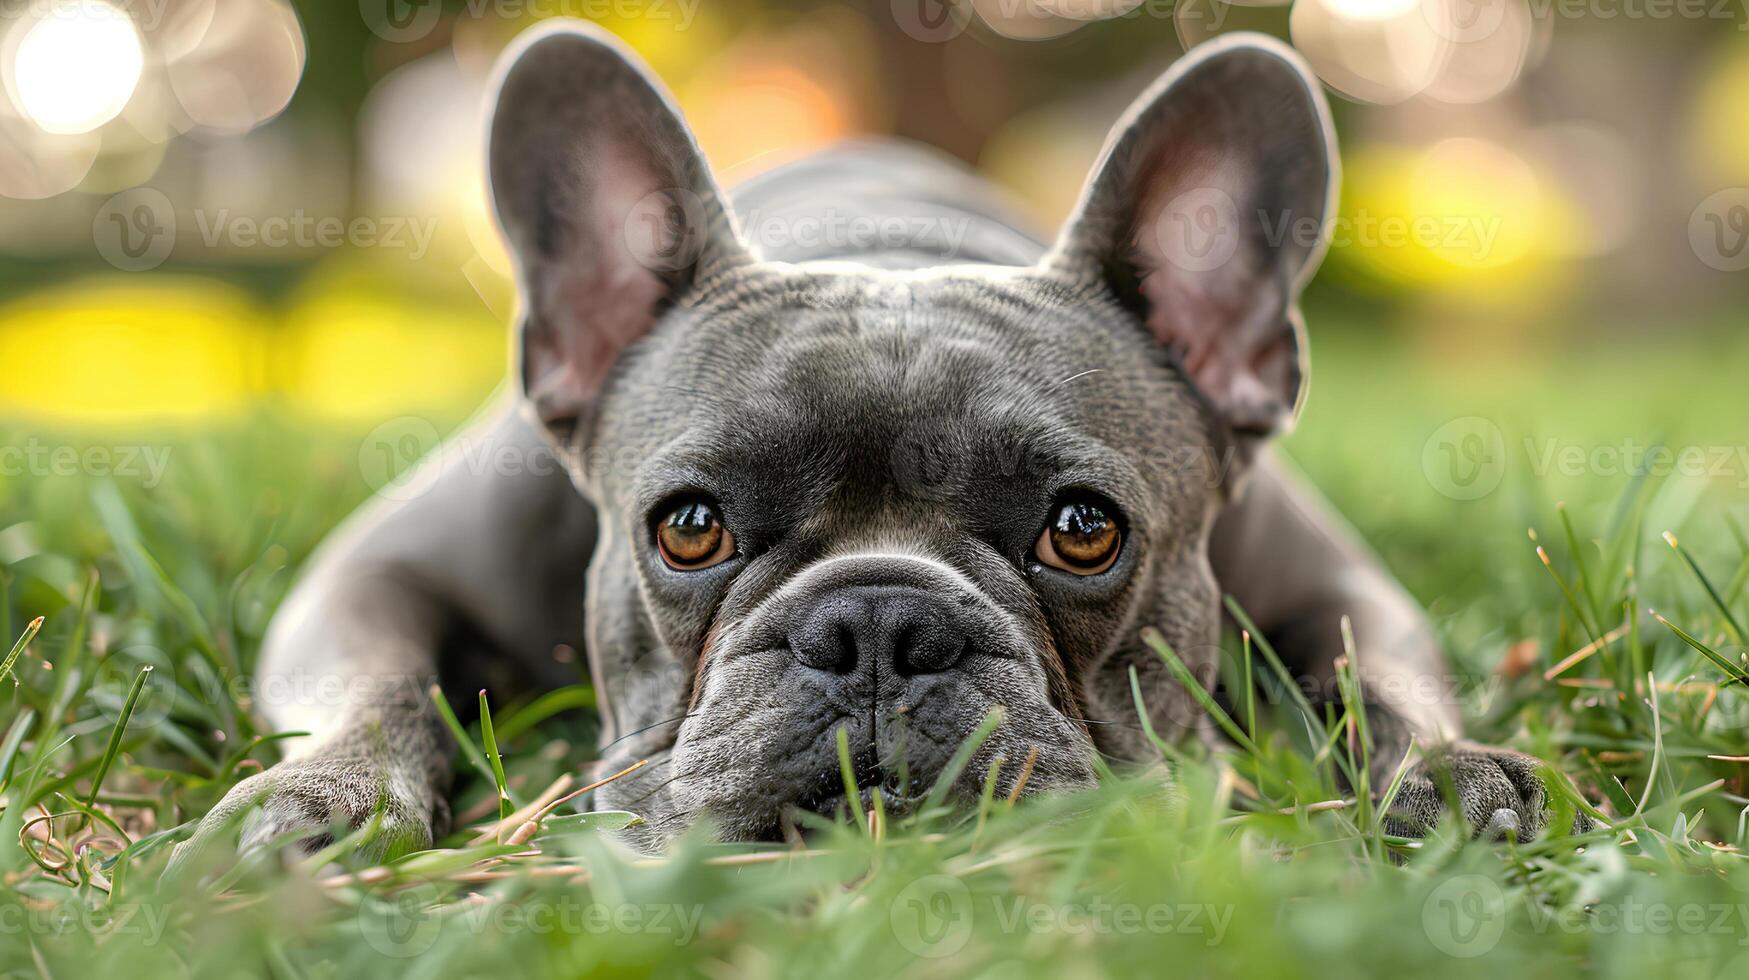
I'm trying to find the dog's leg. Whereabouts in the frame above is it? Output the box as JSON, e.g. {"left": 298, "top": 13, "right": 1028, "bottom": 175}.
{"left": 1211, "top": 451, "right": 1583, "bottom": 838}
{"left": 169, "top": 406, "right": 592, "bottom": 868}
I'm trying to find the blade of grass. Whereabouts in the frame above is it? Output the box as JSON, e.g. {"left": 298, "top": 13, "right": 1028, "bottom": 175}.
{"left": 1557, "top": 502, "right": 1606, "bottom": 628}
{"left": 1537, "top": 545, "right": 1602, "bottom": 645}
{"left": 0, "top": 615, "right": 44, "bottom": 687}
{"left": 1224, "top": 597, "right": 1328, "bottom": 744}
{"left": 835, "top": 724, "right": 867, "bottom": 831}
{"left": 921, "top": 707, "right": 1003, "bottom": 814}
{"left": 1662, "top": 531, "right": 1746, "bottom": 645}
{"left": 84, "top": 666, "right": 152, "bottom": 814}
{"left": 1242, "top": 630, "right": 1256, "bottom": 741}
{"left": 494, "top": 685, "right": 595, "bottom": 744}
{"left": 1334, "top": 617, "right": 1374, "bottom": 838}
{"left": 1635, "top": 671, "right": 1664, "bottom": 817}
{"left": 1372, "top": 737, "right": 1420, "bottom": 834}
{"left": 1141, "top": 628, "right": 1260, "bottom": 757}
{"left": 0, "top": 708, "right": 36, "bottom": 787}
{"left": 430, "top": 685, "right": 498, "bottom": 793}
{"left": 478, "top": 689, "right": 513, "bottom": 824}
{"left": 1649, "top": 609, "right": 1749, "bottom": 684}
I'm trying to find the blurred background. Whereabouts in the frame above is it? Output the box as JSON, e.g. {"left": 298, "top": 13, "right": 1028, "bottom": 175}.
{"left": 0, "top": 0, "right": 1745, "bottom": 642}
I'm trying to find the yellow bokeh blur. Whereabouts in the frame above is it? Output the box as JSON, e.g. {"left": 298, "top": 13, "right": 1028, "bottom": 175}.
{"left": 277, "top": 268, "right": 507, "bottom": 425}
{"left": 0, "top": 278, "right": 266, "bottom": 425}
{"left": 0, "top": 269, "right": 508, "bottom": 429}
{"left": 1335, "top": 138, "right": 1578, "bottom": 304}
{"left": 1686, "top": 43, "right": 1749, "bottom": 186}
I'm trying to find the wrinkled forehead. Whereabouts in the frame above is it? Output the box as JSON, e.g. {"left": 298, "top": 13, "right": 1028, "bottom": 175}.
{"left": 593, "top": 266, "right": 1209, "bottom": 528}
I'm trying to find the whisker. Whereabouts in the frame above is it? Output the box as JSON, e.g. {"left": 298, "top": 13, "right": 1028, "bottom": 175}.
{"left": 1052, "top": 369, "right": 1103, "bottom": 389}
{"left": 600, "top": 713, "right": 697, "bottom": 753}
{"left": 619, "top": 770, "right": 687, "bottom": 809}
{"left": 1062, "top": 715, "right": 1145, "bottom": 728}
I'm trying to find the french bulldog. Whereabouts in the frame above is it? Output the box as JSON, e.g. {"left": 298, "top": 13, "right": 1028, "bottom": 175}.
{"left": 171, "top": 21, "right": 1581, "bottom": 861}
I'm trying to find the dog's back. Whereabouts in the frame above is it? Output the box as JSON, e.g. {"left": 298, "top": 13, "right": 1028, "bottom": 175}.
{"left": 728, "top": 140, "right": 1047, "bottom": 269}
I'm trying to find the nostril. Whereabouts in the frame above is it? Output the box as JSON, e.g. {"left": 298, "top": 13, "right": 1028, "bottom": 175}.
{"left": 791, "top": 603, "right": 860, "bottom": 674}
{"left": 895, "top": 624, "right": 969, "bottom": 677}
{"left": 791, "top": 586, "right": 974, "bottom": 678}
{"left": 831, "top": 623, "right": 858, "bottom": 674}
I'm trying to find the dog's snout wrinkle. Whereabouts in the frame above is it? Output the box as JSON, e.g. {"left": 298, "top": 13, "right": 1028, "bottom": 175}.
{"left": 789, "top": 584, "right": 971, "bottom": 678}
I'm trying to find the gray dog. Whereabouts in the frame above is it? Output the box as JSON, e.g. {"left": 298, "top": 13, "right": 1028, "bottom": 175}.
{"left": 174, "top": 21, "right": 1579, "bottom": 860}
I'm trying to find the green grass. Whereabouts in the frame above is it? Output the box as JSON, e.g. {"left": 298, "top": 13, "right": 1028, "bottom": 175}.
{"left": 3, "top": 324, "right": 1749, "bottom": 978}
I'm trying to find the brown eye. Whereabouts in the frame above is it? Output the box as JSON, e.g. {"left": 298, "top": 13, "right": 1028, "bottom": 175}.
{"left": 656, "top": 500, "right": 735, "bottom": 570}
{"left": 1035, "top": 499, "right": 1121, "bottom": 575}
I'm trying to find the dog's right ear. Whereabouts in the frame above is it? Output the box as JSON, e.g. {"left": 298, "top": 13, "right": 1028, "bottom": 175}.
{"left": 487, "top": 20, "right": 748, "bottom": 440}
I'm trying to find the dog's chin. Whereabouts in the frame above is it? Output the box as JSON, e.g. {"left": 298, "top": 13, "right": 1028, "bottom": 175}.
{"left": 662, "top": 745, "right": 906, "bottom": 844}
{"left": 657, "top": 729, "right": 1099, "bottom": 845}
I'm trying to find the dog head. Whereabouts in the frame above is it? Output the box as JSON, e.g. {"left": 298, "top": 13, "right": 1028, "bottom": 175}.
{"left": 486, "top": 21, "right": 1334, "bottom": 841}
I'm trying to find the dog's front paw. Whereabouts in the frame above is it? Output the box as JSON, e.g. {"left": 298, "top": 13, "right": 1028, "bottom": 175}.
{"left": 167, "top": 755, "right": 445, "bottom": 875}
{"left": 1384, "top": 741, "right": 1590, "bottom": 841}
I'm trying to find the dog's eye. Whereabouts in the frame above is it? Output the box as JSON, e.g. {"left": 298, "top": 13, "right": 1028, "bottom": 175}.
{"left": 1035, "top": 498, "right": 1121, "bottom": 575}
{"left": 656, "top": 500, "right": 735, "bottom": 570}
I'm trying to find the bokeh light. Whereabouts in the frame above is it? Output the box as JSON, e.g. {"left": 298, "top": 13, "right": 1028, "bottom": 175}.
{"left": 0, "top": 279, "right": 265, "bottom": 424}
{"left": 3, "top": 0, "right": 143, "bottom": 136}
{"left": 164, "top": 0, "right": 305, "bottom": 134}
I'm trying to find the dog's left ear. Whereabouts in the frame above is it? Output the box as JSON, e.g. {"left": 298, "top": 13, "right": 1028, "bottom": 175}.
{"left": 487, "top": 20, "right": 749, "bottom": 439}
{"left": 1048, "top": 34, "right": 1336, "bottom": 439}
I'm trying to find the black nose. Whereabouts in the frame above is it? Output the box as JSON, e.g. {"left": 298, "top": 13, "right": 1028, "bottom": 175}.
{"left": 789, "top": 585, "right": 971, "bottom": 677}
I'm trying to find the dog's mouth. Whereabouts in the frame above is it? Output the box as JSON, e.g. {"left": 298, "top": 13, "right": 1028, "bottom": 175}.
{"left": 774, "top": 748, "right": 916, "bottom": 841}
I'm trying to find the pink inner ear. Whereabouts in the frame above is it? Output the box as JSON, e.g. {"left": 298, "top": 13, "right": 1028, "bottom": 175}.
{"left": 1129, "top": 152, "right": 1296, "bottom": 433}
{"left": 525, "top": 140, "right": 673, "bottom": 423}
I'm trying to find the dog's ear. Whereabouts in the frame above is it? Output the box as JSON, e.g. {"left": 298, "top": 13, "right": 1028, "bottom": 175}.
{"left": 1048, "top": 34, "right": 1336, "bottom": 439}
{"left": 487, "top": 20, "right": 748, "bottom": 438}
